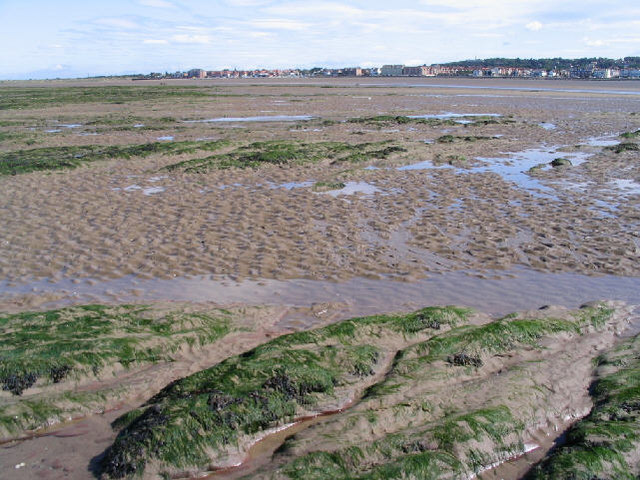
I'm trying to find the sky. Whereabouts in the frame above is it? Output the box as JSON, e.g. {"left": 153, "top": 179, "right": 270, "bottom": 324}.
{"left": 1, "top": 0, "right": 639, "bottom": 79}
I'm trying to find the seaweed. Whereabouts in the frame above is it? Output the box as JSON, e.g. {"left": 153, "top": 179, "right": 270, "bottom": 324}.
{"left": 162, "top": 141, "right": 406, "bottom": 172}
{"left": 0, "top": 140, "right": 230, "bottom": 175}
{"left": 99, "top": 307, "right": 470, "bottom": 477}
{"left": 527, "top": 333, "right": 640, "bottom": 479}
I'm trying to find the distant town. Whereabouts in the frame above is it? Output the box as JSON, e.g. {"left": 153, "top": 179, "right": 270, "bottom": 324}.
{"left": 136, "top": 57, "right": 640, "bottom": 81}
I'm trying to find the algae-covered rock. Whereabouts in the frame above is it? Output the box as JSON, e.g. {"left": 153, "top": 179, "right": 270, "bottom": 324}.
{"left": 527, "top": 333, "right": 640, "bottom": 480}
{"left": 550, "top": 157, "right": 572, "bottom": 167}
{"left": 98, "top": 303, "right": 630, "bottom": 479}
{"left": 0, "top": 304, "right": 234, "bottom": 438}
{"left": 100, "top": 306, "right": 470, "bottom": 478}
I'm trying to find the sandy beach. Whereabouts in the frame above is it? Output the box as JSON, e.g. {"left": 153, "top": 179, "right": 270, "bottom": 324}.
{"left": 1, "top": 77, "right": 639, "bottom": 479}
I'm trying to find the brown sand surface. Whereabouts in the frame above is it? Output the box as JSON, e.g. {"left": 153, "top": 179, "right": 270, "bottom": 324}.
{"left": 1, "top": 77, "right": 640, "bottom": 479}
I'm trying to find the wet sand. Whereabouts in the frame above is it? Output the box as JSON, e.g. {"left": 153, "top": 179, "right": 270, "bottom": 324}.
{"left": 1, "top": 77, "right": 639, "bottom": 479}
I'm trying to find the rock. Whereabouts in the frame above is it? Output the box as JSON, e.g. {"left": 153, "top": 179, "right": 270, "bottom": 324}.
{"left": 550, "top": 158, "right": 572, "bottom": 167}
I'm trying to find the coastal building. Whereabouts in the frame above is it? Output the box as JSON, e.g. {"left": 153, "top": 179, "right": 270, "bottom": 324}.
{"left": 381, "top": 65, "right": 404, "bottom": 76}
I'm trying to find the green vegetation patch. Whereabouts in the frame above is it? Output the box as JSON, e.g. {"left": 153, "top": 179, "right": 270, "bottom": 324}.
{"left": 528, "top": 333, "right": 640, "bottom": 480}
{"left": 162, "top": 140, "right": 407, "bottom": 172}
{"left": 0, "top": 139, "right": 229, "bottom": 175}
{"left": 0, "top": 85, "right": 217, "bottom": 110}
{"left": 605, "top": 142, "right": 640, "bottom": 154}
{"left": 100, "top": 306, "right": 470, "bottom": 478}
{"left": 436, "top": 134, "right": 494, "bottom": 143}
{"left": 313, "top": 181, "right": 346, "bottom": 191}
{"left": 279, "top": 406, "right": 523, "bottom": 479}
{"left": 0, "top": 304, "right": 233, "bottom": 396}
{"left": 620, "top": 130, "right": 640, "bottom": 139}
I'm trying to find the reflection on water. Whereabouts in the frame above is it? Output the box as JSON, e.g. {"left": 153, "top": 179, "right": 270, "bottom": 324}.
{"left": 322, "top": 181, "right": 381, "bottom": 197}
{"left": 184, "top": 115, "right": 313, "bottom": 123}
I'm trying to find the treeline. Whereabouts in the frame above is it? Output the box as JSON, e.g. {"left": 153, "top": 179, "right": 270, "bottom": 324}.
{"left": 438, "top": 57, "right": 640, "bottom": 70}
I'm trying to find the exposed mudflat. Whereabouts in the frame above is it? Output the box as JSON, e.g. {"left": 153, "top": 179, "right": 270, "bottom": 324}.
{"left": 1, "top": 77, "right": 639, "bottom": 479}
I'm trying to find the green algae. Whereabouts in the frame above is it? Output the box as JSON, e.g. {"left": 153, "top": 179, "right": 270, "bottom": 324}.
{"left": 0, "top": 85, "right": 216, "bottom": 110}
{"left": 98, "top": 304, "right": 618, "bottom": 478}
{"left": 162, "top": 140, "right": 407, "bottom": 173}
{"left": 100, "top": 307, "right": 470, "bottom": 478}
{"left": 436, "top": 134, "right": 493, "bottom": 143}
{"left": 279, "top": 406, "right": 522, "bottom": 480}
{"left": 313, "top": 181, "right": 347, "bottom": 191}
{"left": 605, "top": 142, "right": 640, "bottom": 154}
{"left": 0, "top": 304, "right": 232, "bottom": 395}
{"left": 0, "top": 139, "right": 230, "bottom": 175}
{"left": 527, "top": 333, "right": 640, "bottom": 480}
{"left": 620, "top": 130, "right": 640, "bottom": 139}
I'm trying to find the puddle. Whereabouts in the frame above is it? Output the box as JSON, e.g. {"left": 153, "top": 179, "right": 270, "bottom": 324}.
{"left": 321, "top": 181, "right": 381, "bottom": 197}
{"left": 133, "top": 124, "right": 145, "bottom": 128}
{"left": 77, "top": 132, "right": 99, "bottom": 136}
{"left": 475, "top": 148, "right": 592, "bottom": 198}
{"left": 586, "top": 136, "right": 620, "bottom": 147}
{"left": 143, "top": 187, "right": 165, "bottom": 195}
{"left": 398, "top": 146, "right": 592, "bottom": 199}
{"left": 364, "top": 165, "right": 380, "bottom": 170}
{"left": 184, "top": 115, "right": 313, "bottom": 123}
{"left": 408, "top": 112, "right": 501, "bottom": 123}
{"left": 148, "top": 176, "right": 167, "bottom": 182}
{"left": 59, "top": 124, "right": 82, "bottom": 129}
{"left": 273, "top": 181, "right": 314, "bottom": 190}
{"left": 45, "top": 129, "right": 62, "bottom": 133}
{"left": 397, "top": 160, "right": 455, "bottom": 172}
{"left": 123, "top": 185, "right": 142, "bottom": 192}
{"left": 539, "top": 122, "right": 556, "bottom": 130}
{"left": 157, "top": 136, "right": 174, "bottom": 141}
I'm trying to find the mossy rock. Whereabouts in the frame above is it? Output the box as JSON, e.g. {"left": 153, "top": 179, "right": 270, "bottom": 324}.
{"left": 606, "top": 142, "right": 640, "bottom": 154}
{"left": 550, "top": 158, "right": 572, "bottom": 167}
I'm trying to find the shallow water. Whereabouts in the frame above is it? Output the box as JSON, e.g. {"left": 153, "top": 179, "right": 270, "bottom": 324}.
{"left": 407, "top": 112, "right": 501, "bottom": 121}
{"left": 142, "top": 186, "right": 165, "bottom": 195}
{"left": 184, "top": 115, "right": 313, "bottom": 123}
{"left": 322, "top": 181, "right": 381, "bottom": 197}
{"left": 539, "top": 122, "right": 556, "bottom": 130}
{"left": 157, "top": 136, "right": 174, "bottom": 141}
{"left": 362, "top": 82, "right": 640, "bottom": 96}
{"left": 586, "top": 135, "right": 620, "bottom": 147}
{"left": 2, "top": 268, "right": 638, "bottom": 326}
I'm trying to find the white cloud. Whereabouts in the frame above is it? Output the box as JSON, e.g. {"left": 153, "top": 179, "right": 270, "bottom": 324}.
{"left": 526, "top": 21, "right": 543, "bottom": 31}
{"left": 139, "top": 0, "right": 175, "bottom": 7}
{"left": 225, "top": 0, "right": 271, "bottom": 5}
{"left": 248, "top": 19, "right": 311, "bottom": 30}
{"left": 171, "top": 34, "right": 212, "bottom": 44}
{"left": 95, "top": 18, "right": 139, "bottom": 29}
{"left": 584, "top": 37, "right": 604, "bottom": 47}
{"left": 143, "top": 39, "right": 169, "bottom": 44}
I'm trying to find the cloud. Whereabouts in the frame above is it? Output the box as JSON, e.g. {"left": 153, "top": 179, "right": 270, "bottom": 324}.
{"left": 143, "top": 39, "right": 169, "bottom": 44}
{"left": 95, "top": 17, "right": 139, "bottom": 29}
{"left": 139, "top": 0, "right": 175, "bottom": 7}
{"left": 248, "top": 19, "right": 311, "bottom": 30}
{"left": 584, "top": 37, "right": 605, "bottom": 47}
{"left": 171, "top": 34, "right": 212, "bottom": 44}
{"left": 526, "top": 21, "right": 543, "bottom": 31}
{"left": 225, "top": 0, "right": 271, "bottom": 5}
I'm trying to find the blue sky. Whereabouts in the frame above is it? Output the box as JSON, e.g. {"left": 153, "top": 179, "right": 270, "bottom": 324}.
{"left": 1, "top": 0, "right": 639, "bottom": 79}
